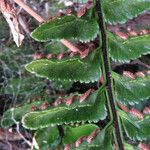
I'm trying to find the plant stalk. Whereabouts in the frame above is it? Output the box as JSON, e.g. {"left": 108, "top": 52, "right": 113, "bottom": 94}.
{"left": 95, "top": 0, "right": 124, "bottom": 149}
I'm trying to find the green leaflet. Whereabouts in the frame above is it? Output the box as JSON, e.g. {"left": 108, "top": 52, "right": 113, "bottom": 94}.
{"left": 1, "top": 101, "right": 43, "bottom": 127}
{"left": 108, "top": 33, "right": 150, "bottom": 62}
{"left": 118, "top": 110, "right": 140, "bottom": 129}
{"left": 102, "top": 0, "right": 150, "bottom": 24}
{"left": 25, "top": 49, "right": 101, "bottom": 83}
{"left": 122, "top": 116, "right": 150, "bottom": 141}
{"left": 33, "top": 126, "right": 61, "bottom": 150}
{"left": 31, "top": 15, "right": 99, "bottom": 42}
{"left": 113, "top": 72, "right": 150, "bottom": 104}
{"left": 22, "top": 90, "right": 107, "bottom": 130}
{"left": 119, "top": 110, "right": 150, "bottom": 141}
{"left": 63, "top": 124, "right": 99, "bottom": 144}
{"left": 69, "top": 126, "right": 113, "bottom": 150}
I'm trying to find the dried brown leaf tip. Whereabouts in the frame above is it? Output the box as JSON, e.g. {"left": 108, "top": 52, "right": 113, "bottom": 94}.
{"left": 87, "top": 128, "right": 99, "bottom": 143}
{"left": 39, "top": 102, "right": 50, "bottom": 110}
{"left": 115, "top": 31, "right": 128, "bottom": 40}
{"left": 34, "top": 52, "right": 45, "bottom": 59}
{"left": 100, "top": 75, "right": 104, "bottom": 84}
{"left": 69, "top": 51, "right": 78, "bottom": 57}
{"left": 66, "top": 95, "right": 77, "bottom": 106}
{"left": 30, "top": 106, "right": 38, "bottom": 112}
{"left": 80, "top": 88, "right": 94, "bottom": 103}
{"left": 46, "top": 53, "right": 56, "bottom": 59}
{"left": 135, "top": 71, "right": 145, "bottom": 78}
{"left": 0, "top": 0, "right": 24, "bottom": 47}
{"left": 75, "top": 136, "right": 86, "bottom": 147}
{"left": 57, "top": 52, "right": 65, "bottom": 60}
{"left": 139, "top": 29, "right": 148, "bottom": 35}
{"left": 146, "top": 70, "right": 150, "bottom": 75}
{"left": 113, "top": 144, "right": 117, "bottom": 150}
{"left": 128, "top": 31, "right": 138, "bottom": 36}
{"left": 80, "top": 48, "right": 90, "bottom": 59}
{"left": 143, "top": 107, "right": 150, "bottom": 115}
{"left": 65, "top": 8, "right": 73, "bottom": 15}
{"left": 123, "top": 71, "right": 135, "bottom": 80}
{"left": 138, "top": 142, "right": 150, "bottom": 150}
{"left": 117, "top": 102, "right": 129, "bottom": 113}
{"left": 64, "top": 144, "right": 70, "bottom": 150}
{"left": 129, "top": 108, "right": 144, "bottom": 120}
{"left": 64, "top": 129, "right": 99, "bottom": 149}
{"left": 53, "top": 98, "right": 64, "bottom": 106}
{"left": 77, "top": 7, "right": 87, "bottom": 18}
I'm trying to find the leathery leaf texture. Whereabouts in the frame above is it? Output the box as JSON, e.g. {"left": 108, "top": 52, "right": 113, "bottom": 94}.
{"left": 25, "top": 49, "right": 101, "bottom": 83}
{"left": 22, "top": 90, "right": 107, "bottom": 130}
{"left": 119, "top": 110, "right": 150, "bottom": 141}
{"left": 31, "top": 15, "right": 99, "bottom": 42}
{"left": 108, "top": 33, "right": 150, "bottom": 62}
{"left": 68, "top": 126, "right": 113, "bottom": 150}
{"left": 102, "top": 0, "right": 150, "bottom": 24}
{"left": 113, "top": 72, "right": 150, "bottom": 104}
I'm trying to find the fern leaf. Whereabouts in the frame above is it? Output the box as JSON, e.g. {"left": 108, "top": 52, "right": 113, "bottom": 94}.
{"left": 25, "top": 49, "right": 101, "bottom": 83}
{"left": 33, "top": 126, "right": 61, "bottom": 150}
{"left": 113, "top": 72, "right": 150, "bottom": 104}
{"left": 31, "top": 15, "right": 98, "bottom": 42}
{"left": 119, "top": 110, "right": 150, "bottom": 141}
{"left": 22, "top": 90, "right": 107, "bottom": 130}
{"left": 108, "top": 33, "right": 150, "bottom": 62}
{"left": 63, "top": 124, "right": 99, "bottom": 144}
{"left": 68, "top": 126, "right": 113, "bottom": 150}
{"left": 103, "top": 0, "right": 150, "bottom": 24}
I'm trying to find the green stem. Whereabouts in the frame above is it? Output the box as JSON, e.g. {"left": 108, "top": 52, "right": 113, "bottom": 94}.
{"left": 95, "top": 0, "right": 124, "bottom": 150}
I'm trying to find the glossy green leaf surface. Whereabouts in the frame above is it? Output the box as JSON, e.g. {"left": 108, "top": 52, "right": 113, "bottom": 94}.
{"left": 109, "top": 33, "right": 150, "bottom": 62}
{"left": 1, "top": 101, "right": 43, "bottom": 127}
{"left": 22, "top": 90, "right": 107, "bottom": 130}
{"left": 33, "top": 126, "right": 61, "bottom": 150}
{"left": 113, "top": 73, "right": 150, "bottom": 104}
{"left": 31, "top": 15, "right": 99, "bottom": 42}
{"left": 63, "top": 124, "right": 99, "bottom": 144}
{"left": 103, "top": 0, "right": 150, "bottom": 24}
{"left": 25, "top": 49, "right": 101, "bottom": 83}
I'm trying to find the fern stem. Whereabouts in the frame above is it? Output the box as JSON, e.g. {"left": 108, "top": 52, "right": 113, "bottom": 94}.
{"left": 95, "top": 0, "right": 124, "bottom": 149}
